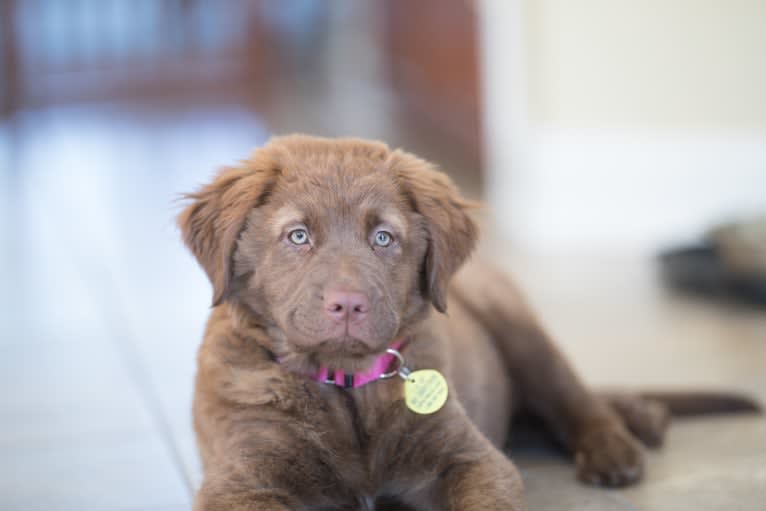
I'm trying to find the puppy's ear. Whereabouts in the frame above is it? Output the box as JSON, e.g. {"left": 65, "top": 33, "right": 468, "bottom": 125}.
{"left": 178, "top": 152, "right": 278, "bottom": 306}
{"left": 392, "top": 151, "right": 479, "bottom": 313}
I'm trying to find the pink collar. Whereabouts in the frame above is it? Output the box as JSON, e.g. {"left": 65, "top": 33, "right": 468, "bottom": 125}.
{"left": 309, "top": 340, "right": 405, "bottom": 389}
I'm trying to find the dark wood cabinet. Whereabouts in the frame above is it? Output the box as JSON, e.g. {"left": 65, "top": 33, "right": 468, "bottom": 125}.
{"left": 383, "top": 0, "right": 482, "bottom": 166}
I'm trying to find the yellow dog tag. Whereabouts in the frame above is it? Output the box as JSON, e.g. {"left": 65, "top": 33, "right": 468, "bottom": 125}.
{"left": 403, "top": 369, "right": 449, "bottom": 414}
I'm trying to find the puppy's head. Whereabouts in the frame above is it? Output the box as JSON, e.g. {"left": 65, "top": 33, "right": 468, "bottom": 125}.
{"left": 179, "top": 135, "right": 477, "bottom": 371}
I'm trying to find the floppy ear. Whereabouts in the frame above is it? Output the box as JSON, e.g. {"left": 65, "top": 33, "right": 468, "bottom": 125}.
{"left": 177, "top": 152, "right": 278, "bottom": 306}
{"left": 392, "top": 150, "right": 479, "bottom": 313}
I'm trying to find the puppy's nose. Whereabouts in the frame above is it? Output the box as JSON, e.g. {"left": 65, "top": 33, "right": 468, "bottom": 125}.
{"left": 323, "top": 290, "right": 369, "bottom": 323}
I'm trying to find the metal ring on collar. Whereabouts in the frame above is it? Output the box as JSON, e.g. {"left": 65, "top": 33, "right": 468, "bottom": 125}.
{"left": 379, "top": 348, "right": 405, "bottom": 379}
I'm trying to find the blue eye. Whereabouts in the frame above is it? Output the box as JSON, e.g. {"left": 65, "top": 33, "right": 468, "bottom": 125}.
{"left": 288, "top": 229, "right": 309, "bottom": 245}
{"left": 374, "top": 230, "right": 393, "bottom": 247}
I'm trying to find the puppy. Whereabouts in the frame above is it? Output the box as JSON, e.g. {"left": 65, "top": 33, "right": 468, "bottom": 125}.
{"left": 178, "top": 135, "right": 758, "bottom": 510}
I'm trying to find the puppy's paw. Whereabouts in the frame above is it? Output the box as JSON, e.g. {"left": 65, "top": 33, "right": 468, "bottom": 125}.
{"left": 194, "top": 491, "right": 292, "bottom": 511}
{"left": 626, "top": 399, "right": 670, "bottom": 448}
{"left": 574, "top": 423, "right": 645, "bottom": 487}
{"left": 607, "top": 394, "right": 671, "bottom": 448}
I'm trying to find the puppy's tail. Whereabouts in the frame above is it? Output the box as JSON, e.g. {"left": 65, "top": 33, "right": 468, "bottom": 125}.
{"left": 637, "top": 390, "right": 761, "bottom": 416}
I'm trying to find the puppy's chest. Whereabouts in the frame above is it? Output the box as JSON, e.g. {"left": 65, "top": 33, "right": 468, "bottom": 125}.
{"left": 314, "top": 380, "right": 401, "bottom": 453}
{"left": 312, "top": 381, "right": 437, "bottom": 489}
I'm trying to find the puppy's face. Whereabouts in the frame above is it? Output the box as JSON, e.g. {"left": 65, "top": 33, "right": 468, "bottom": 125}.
{"left": 179, "top": 135, "right": 476, "bottom": 372}
{"left": 234, "top": 164, "right": 425, "bottom": 369}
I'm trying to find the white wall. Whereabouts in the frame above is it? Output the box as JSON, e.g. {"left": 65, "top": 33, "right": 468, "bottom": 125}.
{"left": 478, "top": 0, "right": 766, "bottom": 253}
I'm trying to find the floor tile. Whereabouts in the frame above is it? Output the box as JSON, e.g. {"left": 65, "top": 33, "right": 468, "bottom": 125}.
{"left": 0, "top": 337, "right": 154, "bottom": 449}
{"left": 520, "top": 463, "right": 635, "bottom": 511}
{"left": 0, "top": 431, "right": 190, "bottom": 511}
{"left": 620, "top": 416, "right": 766, "bottom": 511}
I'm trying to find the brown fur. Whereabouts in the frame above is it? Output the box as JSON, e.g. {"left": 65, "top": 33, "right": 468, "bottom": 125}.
{"left": 178, "top": 135, "right": 759, "bottom": 510}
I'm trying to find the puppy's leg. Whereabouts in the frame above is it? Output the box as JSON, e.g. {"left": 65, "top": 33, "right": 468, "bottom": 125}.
{"left": 452, "top": 266, "right": 644, "bottom": 487}
{"left": 193, "top": 430, "right": 362, "bottom": 511}
{"left": 195, "top": 463, "right": 361, "bottom": 511}
{"left": 437, "top": 448, "right": 526, "bottom": 511}
{"left": 194, "top": 475, "right": 293, "bottom": 511}
{"left": 396, "top": 413, "right": 527, "bottom": 511}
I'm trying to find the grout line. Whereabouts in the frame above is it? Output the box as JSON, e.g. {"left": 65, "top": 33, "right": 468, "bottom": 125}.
{"left": 73, "top": 259, "right": 195, "bottom": 497}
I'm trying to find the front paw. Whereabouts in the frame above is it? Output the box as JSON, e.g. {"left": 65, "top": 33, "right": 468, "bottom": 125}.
{"left": 194, "top": 487, "right": 293, "bottom": 511}
{"left": 574, "top": 422, "right": 644, "bottom": 487}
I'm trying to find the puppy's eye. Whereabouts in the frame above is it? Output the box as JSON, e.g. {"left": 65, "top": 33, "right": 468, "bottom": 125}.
{"left": 373, "top": 230, "right": 393, "bottom": 247}
{"left": 288, "top": 229, "right": 309, "bottom": 245}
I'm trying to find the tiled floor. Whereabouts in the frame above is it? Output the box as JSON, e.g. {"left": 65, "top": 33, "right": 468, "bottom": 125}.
{"left": 1, "top": 100, "right": 764, "bottom": 511}
{"left": 495, "top": 248, "right": 766, "bottom": 511}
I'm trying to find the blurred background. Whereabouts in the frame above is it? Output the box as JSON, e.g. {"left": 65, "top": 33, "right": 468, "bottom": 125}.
{"left": 0, "top": 1, "right": 764, "bottom": 510}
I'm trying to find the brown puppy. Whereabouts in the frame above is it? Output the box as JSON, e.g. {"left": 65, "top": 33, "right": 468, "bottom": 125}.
{"left": 178, "top": 135, "right": 753, "bottom": 510}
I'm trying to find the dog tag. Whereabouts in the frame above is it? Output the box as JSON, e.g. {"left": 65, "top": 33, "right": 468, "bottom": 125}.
{"left": 403, "top": 369, "right": 448, "bottom": 414}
